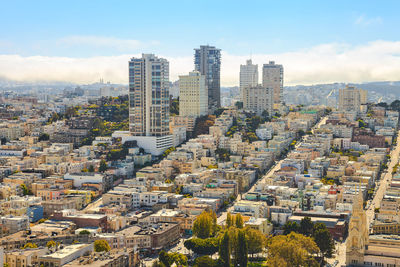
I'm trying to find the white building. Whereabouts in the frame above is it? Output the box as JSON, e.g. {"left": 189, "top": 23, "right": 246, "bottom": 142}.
{"left": 240, "top": 59, "right": 258, "bottom": 102}
{"left": 179, "top": 71, "right": 208, "bottom": 118}
{"left": 63, "top": 173, "right": 104, "bottom": 187}
{"left": 243, "top": 85, "right": 273, "bottom": 116}
{"left": 128, "top": 54, "right": 173, "bottom": 156}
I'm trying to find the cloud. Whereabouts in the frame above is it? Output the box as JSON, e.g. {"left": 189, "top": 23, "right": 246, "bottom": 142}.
{"left": 1, "top": 40, "right": 400, "bottom": 86}
{"left": 354, "top": 15, "right": 383, "bottom": 26}
{"left": 57, "top": 36, "right": 158, "bottom": 52}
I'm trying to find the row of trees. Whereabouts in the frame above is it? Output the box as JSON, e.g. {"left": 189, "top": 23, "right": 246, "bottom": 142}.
{"left": 180, "top": 211, "right": 266, "bottom": 267}
{"left": 153, "top": 211, "right": 336, "bottom": 266}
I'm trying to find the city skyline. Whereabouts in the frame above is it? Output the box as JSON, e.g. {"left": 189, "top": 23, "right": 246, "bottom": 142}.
{"left": 1, "top": 1, "right": 400, "bottom": 86}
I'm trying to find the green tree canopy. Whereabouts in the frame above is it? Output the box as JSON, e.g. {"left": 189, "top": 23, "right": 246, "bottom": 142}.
{"left": 192, "top": 210, "right": 217, "bottom": 238}
{"left": 193, "top": 255, "right": 217, "bottom": 267}
{"left": 245, "top": 227, "right": 266, "bottom": 258}
{"left": 299, "top": 217, "right": 314, "bottom": 236}
{"left": 94, "top": 240, "right": 110, "bottom": 252}
{"left": 219, "top": 231, "right": 231, "bottom": 267}
{"left": 79, "top": 230, "right": 91, "bottom": 235}
{"left": 99, "top": 159, "right": 108, "bottom": 173}
{"left": 23, "top": 242, "right": 38, "bottom": 249}
{"left": 283, "top": 221, "right": 299, "bottom": 235}
{"left": 235, "top": 213, "right": 244, "bottom": 229}
{"left": 184, "top": 237, "right": 219, "bottom": 255}
{"left": 313, "top": 223, "right": 335, "bottom": 260}
{"left": 38, "top": 133, "right": 50, "bottom": 141}
{"left": 266, "top": 232, "right": 319, "bottom": 267}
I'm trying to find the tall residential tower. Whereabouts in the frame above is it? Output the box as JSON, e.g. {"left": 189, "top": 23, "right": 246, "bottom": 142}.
{"left": 179, "top": 71, "right": 208, "bottom": 118}
{"left": 240, "top": 59, "right": 258, "bottom": 101}
{"left": 262, "top": 61, "right": 283, "bottom": 104}
{"left": 128, "top": 54, "right": 173, "bottom": 155}
{"left": 194, "top": 45, "right": 221, "bottom": 112}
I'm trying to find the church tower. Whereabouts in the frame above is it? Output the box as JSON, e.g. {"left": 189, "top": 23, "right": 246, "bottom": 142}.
{"left": 346, "top": 187, "right": 369, "bottom": 266}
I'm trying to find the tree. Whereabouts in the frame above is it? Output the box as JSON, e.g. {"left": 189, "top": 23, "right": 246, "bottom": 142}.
{"left": 299, "top": 217, "right": 314, "bottom": 236}
{"left": 38, "top": 133, "right": 50, "bottom": 141}
{"left": 170, "top": 98, "right": 179, "bottom": 116}
{"left": 159, "top": 250, "right": 173, "bottom": 267}
{"left": 226, "top": 212, "right": 233, "bottom": 228}
{"left": 283, "top": 221, "right": 299, "bottom": 235}
{"left": 99, "top": 159, "right": 107, "bottom": 172}
{"left": 94, "top": 240, "right": 110, "bottom": 252}
{"left": 194, "top": 256, "right": 217, "bottom": 267}
{"left": 20, "top": 184, "right": 32, "bottom": 196}
{"left": 234, "top": 229, "right": 248, "bottom": 267}
{"left": 0, "top": 137, "right": 7, "bottom": 145}
{"left": 219, "top": 231, "right": 231, "bottom": 267}
{"left": 266, "top": 232, "right": 319, "bottom": 267}
{"left": 235, "top": 213, "right": 244, "bottom": 228}
{"left": 152, "top": 261, "right": 166, "bottom": 267}
{"left": 184, "top": 238, "right": 219, "bottom": 255}
{"left": 193, "top": 211, "right": 215, "bottom": 238}
{"left": 162, "top": 147, "right": 176, "bottom": 158}
{"left": 88, "top": 165, "right": 95, "bottom": 172}
{"left": 79, "top": 230, "right": 91, "bottom": 235}
{"left": 313, "top": 223, "right": 335, "bottom": 260}
{"left": 46, "top": 240, "right": 56, "bottom": 248}
{"left": 23, "top": 242, "right": 38, "bottom": 249}
{"left": 235, "top": 101, "right": 243, "bottom": 110}
{"left": 159, "top": 250, "right": 187, "bottom": 267}
{"left": 261, "top": 109, "right": 270, "bottom": 120}
{"left": 390, "top": 100, "right": 400, "bottom": 111}
{"left": 245, "top": 227, "right": 266, "bottom": 258}
{"left": 170, "top": 252, "right": 188, "bottom": 266}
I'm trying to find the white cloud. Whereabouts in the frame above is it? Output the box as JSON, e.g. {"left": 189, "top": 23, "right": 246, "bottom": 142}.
{"left": 1, "top": 40, "right": 400, "bottom": 86}
{"left": 355, "top": 15, "right": 383, "bottom": 26}
{"left": 57, "top": 36, "right": 158, "bottom": 51}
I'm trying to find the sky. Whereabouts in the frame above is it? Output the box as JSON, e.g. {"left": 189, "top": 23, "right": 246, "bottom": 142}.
{"left": 1, "top": 0, "right": 400, "bottom": 86}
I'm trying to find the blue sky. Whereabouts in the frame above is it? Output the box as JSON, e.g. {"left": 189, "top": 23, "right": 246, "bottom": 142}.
{"left": 1, "top": 0, "right": 400, "bottom": 85}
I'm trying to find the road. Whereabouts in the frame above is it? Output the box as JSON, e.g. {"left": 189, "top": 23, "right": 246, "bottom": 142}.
{"left": 366, "top": 130, "right": 400, "bottom": 224}
{"left": 82, "top": 196, "right": 103, "bottom": 212}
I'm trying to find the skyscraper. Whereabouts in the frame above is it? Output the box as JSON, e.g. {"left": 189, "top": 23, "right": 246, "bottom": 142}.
{"left": 262, "top": 61, "right": 283, "bottom": 104}
{"left": 179, "top": 71, "right": 208, "bottom": 118}
{"left": 128, "top": 54, "right": 173, "bottom": 155}
{"left": 240, "top": 59, "right": 258, "bottom": 102}
{"left": 194, "top": 45, "right": 221, "bottom": 112}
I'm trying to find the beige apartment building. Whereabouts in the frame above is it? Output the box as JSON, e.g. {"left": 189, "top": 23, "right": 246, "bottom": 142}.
{"left": 179, "top": 71, "right": 208, "bottom": 118}
{"left": 243, "top": 85, "right": 273, "bottom": 116}
{"left": 338, "top": 85, "right": 368, "bottom": 113}
{"left": 262, "top": 61, "right": 283, "bottom": 104}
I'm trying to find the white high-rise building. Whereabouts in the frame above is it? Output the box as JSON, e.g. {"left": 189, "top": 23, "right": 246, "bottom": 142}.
{"left": 128, "top": 54, "right": 173, "bottom": 155}
{"left": 179, "top": 71, "right": 208, "bottom": 118}
{"left": 243, "top": 85, "right": 273, "bottom": 116}
{"left": 240, "top": 59, "right": 258, "bottom": 102}
{"left": 262, "top": 61, "right": 283, "bottom": 104}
